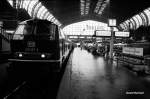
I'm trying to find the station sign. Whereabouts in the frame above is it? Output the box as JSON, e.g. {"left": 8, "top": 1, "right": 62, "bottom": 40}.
{"left": 122, "top": 47, "right": 143, "bottom": 56}
{"left": 95, "top": 30, "right": 111, "bottom": 37}
{"left": 79, "top": 36, "right": 85, "bottom": 38}
{"left": 69, "top": 36, "right": 78, "bottom": 39}
{"left": 115, "top": 31, "right": 130, "bottom": 37}
{"left": 87, "top": 37, "right": 92, "bottom": 39}
{"left": 108, "top": 19, "right": 116, "bottom": 27}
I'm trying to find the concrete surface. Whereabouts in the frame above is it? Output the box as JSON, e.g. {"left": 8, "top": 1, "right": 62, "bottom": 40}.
{"left": 57, "top": 48, "right": 150, "bottom": 99}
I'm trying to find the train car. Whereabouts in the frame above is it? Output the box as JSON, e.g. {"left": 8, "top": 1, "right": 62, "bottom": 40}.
{"left": 8, "top": 19, "right": 74, "bottom": 74}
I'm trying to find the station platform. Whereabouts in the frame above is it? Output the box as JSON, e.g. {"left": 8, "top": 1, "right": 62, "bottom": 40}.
{"left": 57, "top": 48, "right": 150, "bottom": 99}
{"left": 0, "top": 48, "right": 150, "bottom": 99}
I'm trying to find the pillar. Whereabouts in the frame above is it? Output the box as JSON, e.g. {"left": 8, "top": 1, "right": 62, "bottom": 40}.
{"left": 109, "top": 27, "right": 114, "bottom": 59}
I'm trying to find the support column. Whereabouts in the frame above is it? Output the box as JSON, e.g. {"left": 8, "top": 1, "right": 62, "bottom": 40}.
{"left": 0, "top": 25, "right": 2, "bottom": 51}
{"left": 109, "top": 27, "right": 114, "bottom": 59}
{"left": 0, "top": 35, "right": 2, "bottom": 51}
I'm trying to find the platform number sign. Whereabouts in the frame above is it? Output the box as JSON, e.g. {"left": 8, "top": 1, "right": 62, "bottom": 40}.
{"left": 27, "top": 41, "right": 36, "bottom": 47}
{"left": 108, "top": 19, "right": 116, "bottom": 27}
{"left": 25, "top": 41, "right": 38, "bottom": 52}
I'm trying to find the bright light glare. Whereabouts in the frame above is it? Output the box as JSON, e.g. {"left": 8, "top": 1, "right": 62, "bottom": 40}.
{"left": 41, "top": 54, "right": 46, "bottom": 58}
{"left": 5, "top": 30, "right": 15, "bottom": 34}
{"left": 19, "top": 53, "right": 23, "bottom": 57}
{"left": 7, "top": 0, "right": 13, "bottom": 6}
{"left": 63, "top": 20, "right": 110, "bottom": 35}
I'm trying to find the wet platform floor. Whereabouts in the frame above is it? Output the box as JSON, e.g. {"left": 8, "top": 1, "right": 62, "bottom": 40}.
{"left": 1, "top": 48, "right": 150, "bottom": 99}
{"left": 57, "top": 48, "right": 150, "bottom": 99}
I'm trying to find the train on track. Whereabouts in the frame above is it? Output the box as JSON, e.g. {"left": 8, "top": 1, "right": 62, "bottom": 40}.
{"left": 8, "top": 19, "right": 75, "bottom": 74}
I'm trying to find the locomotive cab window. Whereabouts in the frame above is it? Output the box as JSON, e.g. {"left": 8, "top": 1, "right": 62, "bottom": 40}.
{"left": 13, "top": 20, "right": 56, "bottom": 40}
{"left": 10, "top": 19, "right": 74, "bottom": 73}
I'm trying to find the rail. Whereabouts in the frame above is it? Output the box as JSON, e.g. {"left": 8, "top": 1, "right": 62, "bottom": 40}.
{"left": 3, "top": 81, "right": 26, "bottom": 99}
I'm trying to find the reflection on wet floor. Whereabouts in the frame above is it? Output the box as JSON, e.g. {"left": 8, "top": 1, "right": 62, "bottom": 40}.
{"left": 57, "top": 48, "right": 150, "bottom": 99}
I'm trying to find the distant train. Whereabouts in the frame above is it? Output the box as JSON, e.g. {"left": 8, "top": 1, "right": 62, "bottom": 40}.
{"left": 9, "top": 19, "right": 75, "bottom": 72}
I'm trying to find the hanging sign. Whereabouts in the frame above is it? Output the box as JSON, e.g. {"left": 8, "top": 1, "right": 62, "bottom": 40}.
{"left": 95, "top": 30, "right": 111, "bottom": 37}
{"left": 115, "top": 31, "right": 130, "bottom": 37}
{"left": 108, "top": 19, "right": 116, "bottom": 27}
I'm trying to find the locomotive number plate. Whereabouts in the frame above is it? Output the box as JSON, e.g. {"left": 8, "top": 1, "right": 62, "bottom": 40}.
{"left": 27, "top": 41, "right": 36, "bottom": 47}
{"left": 25, "top": 41, "right": 38, "bottom": 52}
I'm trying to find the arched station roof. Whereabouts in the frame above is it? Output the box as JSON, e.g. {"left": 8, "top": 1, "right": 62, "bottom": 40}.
{"left": 119, "top": 7, "right": 150, "bottom": 31}
{"left": 0, "top": 0, "right": 150, "bottom": 30}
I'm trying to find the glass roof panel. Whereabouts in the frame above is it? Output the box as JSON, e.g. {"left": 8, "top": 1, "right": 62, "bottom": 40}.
{"left": 80, "top": 0, "right": 85, "bottom": 15}
{"left": 39, "top": 9, "right": 48, "bottom": 19}
{"left": 94, "top": 0, "right": 102, "bottom": 13}
{"left": 120, "top": 7, "right": 150, "bottom": 31}
{"left": 27, "top": 0, "right": 39, "bottom": 16}
{"left": 121, "top": 23, "right": 126, "bottom": 30}
{"left": 132, "top": 16, "right": 140, "bottom": 29}
{"left": 123, "top": 22, "right": 128, "bottom": 30}
{"left": 23, "top": 1, "right": 31, "bottom": 10}
{"left": 7, "top": 0, "right": 62, "bottom": 26}
{"left": 140, "top": 12, "right": 147, "bottom": 26}
{"left": 144, "top": 9, "right": 150, "bottom": 25}
{"left": 43, "top": 12, "right": 49, "bottom": 19}
{"left": 47, "top": 14, "right": 54, "bottom": 21}
{"left": 36, "top": 6, "right": 45, "bottom": 18}
{"left": 135, "top": 15, "right": 143, "bottom": 26}
{"left": 63, "top": 20, "right": 109, "bottom": 35}
{"left": 130, "top": 18, "right": 136, "bottom": 30}
{"left": 120, "top": 24, "right": 125, "bottom": 30}
{"left": 7, "top": 0, "right": 13, "bottom": 6}
{"left": 85, "top": 0, "right": 90, "bottom": 15}
{"left": 95, "top": 0, "right": 109, "bottom": 15}
{"left": 32, "top": 2, "right": 42, "bottom": 17}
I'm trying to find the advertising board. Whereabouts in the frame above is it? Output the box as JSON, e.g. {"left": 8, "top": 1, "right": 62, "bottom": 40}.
{"left": 122, "top": 47, "right": 143, "bottom": 56}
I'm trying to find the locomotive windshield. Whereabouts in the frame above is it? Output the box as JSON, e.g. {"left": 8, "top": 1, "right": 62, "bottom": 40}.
{"left": 13, "top": 20, "right": 56, "bottom": 40}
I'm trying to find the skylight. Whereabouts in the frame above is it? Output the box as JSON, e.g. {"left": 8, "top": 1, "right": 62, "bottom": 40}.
{"left": 119, "top": 7, "right": 150, "bottom": 31}
{"left": 63, "top": 20, "right": 109, "bottom": 35}
{"left": 7, "top": 0, "right": 61, "bottom": 26}
{"left": 94, "top": 0, "right": 109, "bottom": 15}
{"left": 80, "top": 0, "right": 91, "bottom": 15}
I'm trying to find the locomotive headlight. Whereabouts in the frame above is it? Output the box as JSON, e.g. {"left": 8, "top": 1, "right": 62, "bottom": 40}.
{"left": 41, "top": 54, "right": 46, "bottom": 58}
{"left": 18, "top": 53, "right": 23, "bottom": 57}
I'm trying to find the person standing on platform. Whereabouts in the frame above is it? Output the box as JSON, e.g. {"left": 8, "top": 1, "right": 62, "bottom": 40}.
{"left": 105, "top": 45, "right": 110, "bottom": 58}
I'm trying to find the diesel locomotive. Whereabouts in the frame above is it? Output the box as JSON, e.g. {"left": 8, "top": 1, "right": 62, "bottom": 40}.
{"left": 9, "top": 19, "right": 74, "bottom": 72}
